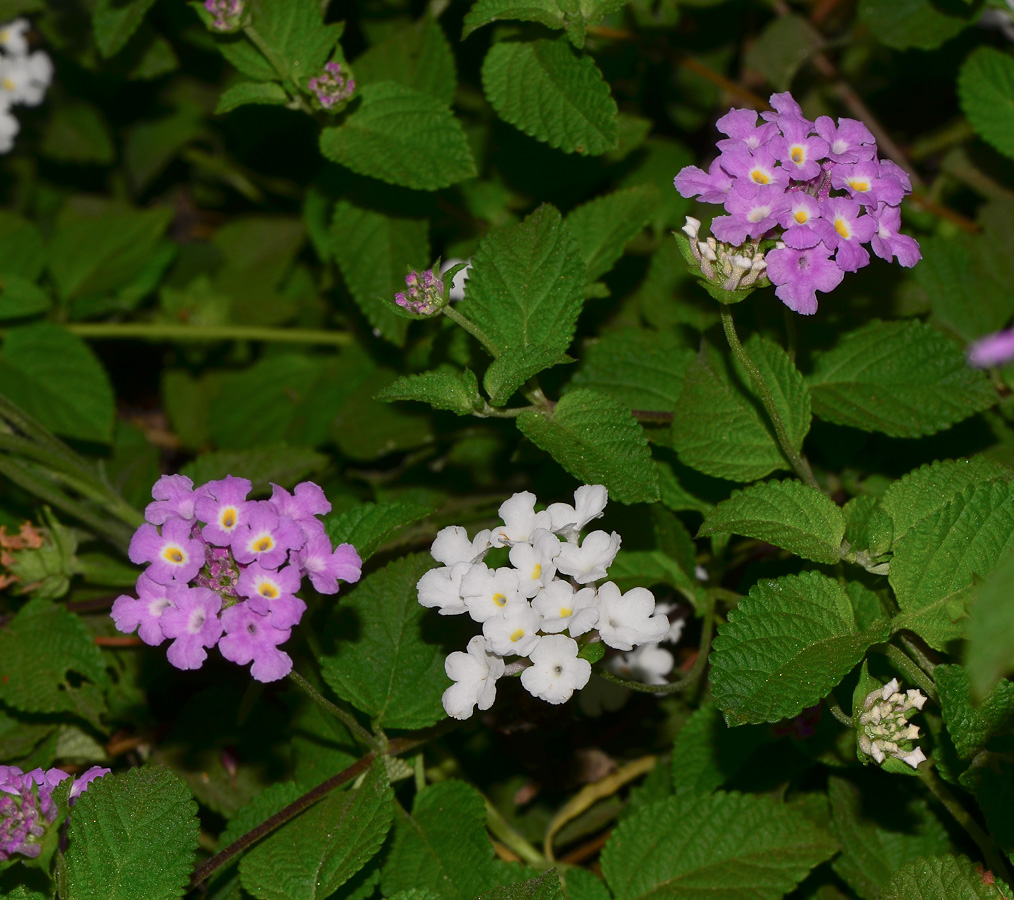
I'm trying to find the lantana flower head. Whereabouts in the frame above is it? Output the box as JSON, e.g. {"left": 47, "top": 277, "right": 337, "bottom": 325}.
{"left": 0, "top": 17, "right": 52, "bottom": 154}
{"left": 857, "top": 678, "right": 927, "bottom": 769}
{"left": 417, "top": 485, "right": 673, "bottom": 719}
{"left": 308, "top": 61, "right": 355, "bottom": 111}
{"left": 674, "top": 91, "right": 920, "bottom": 314}
{"left": 394, "top": 267, "right": 447, "bottom": 317}
{"left": 204, "top": 0, "right": 245, "bottom": 31}
{"left": 113, "top": 475, "right": 361, "bottom": 682}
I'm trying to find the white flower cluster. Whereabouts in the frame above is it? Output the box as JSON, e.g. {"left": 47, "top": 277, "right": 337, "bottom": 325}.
{"left": 857, "top": 677, "right": 927, "bottom": 769}
{"left": 417, "top": 485, "right": 670, "bottom": 719}
{"left": 0, "top": 19, "right": 52, "bottom": 153}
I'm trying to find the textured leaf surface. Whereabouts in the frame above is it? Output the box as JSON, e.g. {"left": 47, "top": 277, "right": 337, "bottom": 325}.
{"left": 879, "top": 854, "right": 1008, "bottom": 900}
{"left": 0, "top": 323, "right": 115, "bottom": 443}
{"left": 890, "top": 481, "right": 1014, "bottom": 649}
{"left": 601, "top": 791, "right": 836, "bottom": 900}
{"left": 320, "top": 82, "right": 476, "bottom": 190}
{"left": 568, "top": 328, "right": 693, "bottom": 412}
{"left": 324, "top": 501, "right": 434, "bottom": 563}
{"left": 180, "top": 444, "right": 327, "bottom": 495}
{"left": 669, "top": 703, "right": 768, "bottom": 797}
{"left": 699, "top": 479, "right": 846, "bottom": 564}
{"left": 476, "top": 871, "right": 563, "bottom": 900}
{"left": 565, "top": 187, "right": 656, "bottom": 282}
{"left": 382, "top": 780, "right": 505, "bottom": 900}
{"left": 518, "top": 389, "right": 659, "bottom": 504}
{"left": 936, "top": 663, "right": 1014, "bottom": 760}
{"left": 321, "top": 554, "right": 446, "bottom": 729}
{"left": 710, "top": 572, "right": 890, "bottom": 725}
{"left": 332, "top": 200, "right": 430, "bottom": 346}
{"left": 828, "top": 776, "right": 954, "bottom": 900}
{"left": 806, "top": 320, "right": 996, "bottom": 438}
{"left": 216, "top": 81, "right": 289, "bottom": 114}
{"left": 858, "top": 0, "right": 972, "bottom": 50}
{"left": 240, "top": 762, "right": 393, "bottom": 900}
{"left": 93, "top": 0, "right": 156, "bottom": 57}
{"left": 353, "top": 16, "right": 456, "bottom": 106}
{"left": 244, "top": 0, "right": 342, "bottom": 86}
{"left": 376, "top": 370, "right": 484, "bottom": 416}
{"left": 967, "top": 545, "right": 1014, "bottom": 697}
{"left": 959, "top": 47, "right": 1014, "bottom": 161}
{"left": 671, "top": 338, "right": 809, "bottom": 482}
{"left": 463, "top": 0, "right": 566, "bottom": 38}
{"left": 482, "top": 36, "right": 618, "bottom": 155}
{"left": 64, "top": 767, "right": 199, "bottom": 900}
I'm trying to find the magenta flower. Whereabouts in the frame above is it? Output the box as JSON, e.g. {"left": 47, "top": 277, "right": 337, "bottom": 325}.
{"left": 770, "top": 118, "right": 828, "bottom": 181}
{"left": 718, "top": 143, "right": 789, "bottom": 190}
{"left": 814, "top": 116, "right": 876, "bottom": 164}
{"left": 195, "top": 475, "right": 253, "bottom": 546}
{"left": 144, "top": 474, "right": 202, "bottom": 525}
{"left": 673, "top": 157, "right": 733, "bottom": 204}
{"left": 269, "top": 481, "right": 330, "bottom": 539}
{"left": 294, "top": 535, "right": 363, "bottom": 594}
{"left": 395, "top": 268, "right": 445, "bottom": 315}
{"left": 159, "top": 587, "right": 224, "bottom": 670}
{"left": 712, "top": 183, "right": 788, "bottom": 245}
{"left": 762, "top": 91, "right": 806, "bottom": 123}
{"left": 813, "top": 197, "right": 876, "bottom": 272}
{"left": 219, "top": 605, "right": 293, "bottom": 683}
{"left": 831, "top": 160, "right": 904, "bottom": 208}
{"left": 231, "top": 506, "right": 303, "bottom": 569}
{"left": 237, "top": 562, "right": 305, "bottom": 628}
{"left": 968, "top": 329, "right": 1014, "bottom": 368}
{"left": 128, "top": 519, "right": 204, "bottom": 585}
{"left": 69, "top": 767, "right": 110, "bottom": 803}
{"left": 870, "top": 202, "right": 921, "bottom": 267}
{"left": 766, "top": 244, "right": 844, "bottom": 315}
{"left": 715, "top": 107, "right": 778, "bottom": 151}
{"left": 111, "top": 574, "right": 183, "bottom": 646}
{"left": 779, "top": 193, "right": 822, "bottom": 249}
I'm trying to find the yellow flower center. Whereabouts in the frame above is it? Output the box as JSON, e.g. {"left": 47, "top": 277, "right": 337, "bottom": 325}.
{"left": 509, "top": 629, "right": 524, "bottom": 643}
{"left": 164, "top": 547, "right": 184, "bottom": 564}
{"left": 750, "top": 169, "right": 769, "bottom": 185}
{"left": 259, "top": 583, "right": 279, "bottom": 599}
{"left": 221, "top": 508, "right": 236, "bottom": 528}
{"left": 559, "top": 607, "right": 572, "bottom": 618}
{"left": 2, "top": 77, "right": 14, "bottom": 92}
{"left": 794, "top": 210, "right": 808, "bottom": 224}
{"left": 254, "top": 536, "right": 273, "bottom": 552}
{"left": 790, "top": 147, "right": 804, "bottom": 164}
{"left": 531, "top": 564, "right": 541, "bottom": 580}
{"left": 848, "top": 179, "right": 870, "bottom": 193}
{"left": 835, "top": 219, "right": 850, "bottom": 239}
{"left": 492, "top": 592, "right": 507, "bottom": 607}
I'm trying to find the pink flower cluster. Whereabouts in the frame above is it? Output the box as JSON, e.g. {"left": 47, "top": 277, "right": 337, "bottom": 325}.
{"left": 112, "top": 475, "right": 362, "bottom": 683}
{"left": 675, "top": 92, "right": 921, "bottom": 315}
{"left": 395, "top": 268, "right": 444, "bottom": 315}
{"left": 309, "top": 61, "right": 355, "bottom": 110}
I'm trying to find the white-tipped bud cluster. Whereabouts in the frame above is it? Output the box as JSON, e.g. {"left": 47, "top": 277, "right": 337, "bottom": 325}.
{"left": 418, "top": 485, "right": 671, "bottom": 719}
{"left": 857, "top": 678, "right": 927, "bottom": 769}
{"left": 680, "top": 217, "right": 769, "bottom": 292}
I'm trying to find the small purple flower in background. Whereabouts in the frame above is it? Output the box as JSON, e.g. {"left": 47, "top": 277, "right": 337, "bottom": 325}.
{"left": 112, "top": 475, "right": 362, "bottom": 682}
{"left": 968, "top": 329, "right": 1014, "bottom": 368}
{"left": 309, "top": 61, "right": 355, "bottom": 111}
{"left": 0, "top": 766, "right": 108, "bottom": 861}
{"left": 204, "top": 0, "right": 244, "bottom": 31}
{"left": 395, "top": 268, "right": 446, "bottom": 316}
{"left": 673, "top": 91, "right": 920, "bottom": 314}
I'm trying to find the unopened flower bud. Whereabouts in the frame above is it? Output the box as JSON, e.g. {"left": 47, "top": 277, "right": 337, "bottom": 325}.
{"left": 857, "top": 678, "right": 928, "bottom": 769}
{"left": 308, "top": 61, "right": 355, "bottom": 112}
{"left": 394, "top": 267, "right": 446, "bottom": 316}
{"left": 204, "top": 0, "right": 244, "bottom": 31}
{"left": 681, "top": 216, "right": 701, "bottom": 240}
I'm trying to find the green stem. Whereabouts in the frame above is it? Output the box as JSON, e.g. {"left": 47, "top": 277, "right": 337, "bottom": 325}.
{"left": 51, "top": 323, "right": 352, "bottom": 346}
{"left": 484, "top": 796, "right": 549, "bottom": 868}
{"left": 879, "top": 644, "right": 939, "bottom": 704}
{"left": 241, "top": 24, "right": 312, "bottom": 112}
{"left": 286, "top": 671, "right": 379, "bottom": 750}
{"left": 719, "top": 306, "right": 819, "bottom": 490}
{"left": 919, "top": 762, "right": 1012, "bottom": 885}
{"left": 825, "top": 696, "right": 853, "bottom": 726}
{"left": 478, "top": 403, "right": 530, "bottom": 419}
{"left": 440, "top": 306, "right": 501, "bottom": 359}
{"left": 898, "top": 633, "right": 937, "bottom": 678}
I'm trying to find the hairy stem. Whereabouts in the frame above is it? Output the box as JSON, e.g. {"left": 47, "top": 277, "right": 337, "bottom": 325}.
{"left": 878, "top": 644, "right": 939, "bottom": 704}
{"left": 440, "top": 305, "right": 501, "bottom": 358}
{"left": 286, "top": 671, "right": 379, "bottom": 750}
{"left": 53, "top": 323, "right": 352, "bottom": 346}
{"left": 720, "top": 307, "right": 819, "bottom": 490}
{"left": 825, "top": 696, "right": 853, "bottom": 726}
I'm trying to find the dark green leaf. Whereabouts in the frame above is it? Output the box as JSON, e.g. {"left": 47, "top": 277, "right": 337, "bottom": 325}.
{"left": 967, "top": 544, "right": 1014, "bottom": 698}
{"left": 744, "top": 14, "right": 822, "bottom": 91}
{"left": 324, "top": 501, "right": 434, "bottom": 562}
{"left": 669, "top": 703, "right": 768, "bottom": 797}
{"left": 565, "top": 187, "right": 656, "bottom": 282}
{"left": 93, "top": 0, "right": 157, "bottom": 58}
{"left": 878, "top": 854, "right": 1009, "bottom": 899}
{"left": 216, "top": 81, "right": 290, "bottom": 114}
{"left": 180, "top": 444, "right": 327, "bottom": 494}
{"left": 936, "top": 663, "right": 1014, "bottom": 759}
{"left": 858, "top": 0, "right": 973, "bottom": 50}
{"left": 463, "top": 0, "right": 567, "bottom": 38}
{"left": 354, "top": 16, "right": 456, "bottom": 106}
{"left": 377, "top": 369, "right": 484, "bottom": 416}
{"left": 959, "top": 47, "right": 1014, "bottom": 161}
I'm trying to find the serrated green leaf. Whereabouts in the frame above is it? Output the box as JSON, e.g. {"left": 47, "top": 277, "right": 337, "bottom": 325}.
{"left": 891, "top": 481, "right": 1014, "bottom": 650}
{"left": 842, "top": 495, "right": 893, "bottom": 558}
{"left": 608, "top": 550, "right": 695, "bottom": 595}
{"left": 324, "top": 501, "right": 433, "bottom": 562}
{"left": 321, "top": 554, "right": 446, "bottom": 729}
{"left": 699, "top": 479, "right": 846, "bottom": 565}
{"left": 858, "top": 0, "right": 972, "bottom": 50}
{"left": 240, "top": 761, "right": 393, "bottom": 900}
{"left": 482, "top": 36, "right": 617, "bottom": 155}
{"left": 806, "top": 320, "right": 996, "bottom": 438}
{"left": 518, "top": 389, "right": 659, "bottom": 504}
{"left": 320, "top": 82, "right": 476, "bottom": 190}
{"left": 879, "top": 854, "right": 1009, "bottom": 899}
{"left": 601, "top": 791, "right": 836, "bottom": 900}
{"left": 354, "top": 16, "right": 456, "bottom": 106}
{"left": 967, "top": 544, "right": 1014, "bottom": 698}
{"left": 484, "top": 347, "right": 574, "bottom": 407}
{"left": 218, "top": 783, "right": 305, "bottom": 850}
{"left": 332, "top": 369, "right": 436, "bottom": 460}
{"left": 243, "top": 0, "right": 343, "bottom": 88}
{"left": 879, "top": 457, "right": 1011, "bottom": 547}
{"left": 959, "top": 47, "right": 1014, "bottom": 160}
{"left": 376, "top": 369, "right": 484, "bottom": 416}
{"left": 565, "top": 187, "right": 656, "bottom": 282}
{"left": 180, "top": 444, "right": 327, "bottom": 495}
{"left": 564, "top": 869, "right": 611, "bottom": 900}
{"left": 382, "top": 780, "right": 505, "bottom": 900}
{"left": 477, "top": 871, "right": 564, "bottom": 900}
{"left": 332, "top": 200, "right": 429, "bottom": 346}
{"left": 93, "top": 0, "right": 156, "bottom": 58}
{"left": 669, "top": 702, "right": 768, "bottom": 798}
{"left": 828, "top": 776, "right": 954, "bottom": 900}
{"left": 64, "top": 767, "right": 199, "bottom": 900}
{"left": 463, "top": 0, "right": 567, "bottom": 38}
{"left": 0, "top": 323, "right": 115, "bottom": 443}
{"left": 216, "top": 81, "right": 290, "bottom": 114}
{"left": 710, "top": 571, "right": 890, "bottom": 725}
{"left": 671, "top": 337, "right": 810, "bottom": 482}
{"left": 936, "top": 663, "right": 1014, "bottom": 760}
{"left": 655, "top": 460, "right": 714, "bottom": 515}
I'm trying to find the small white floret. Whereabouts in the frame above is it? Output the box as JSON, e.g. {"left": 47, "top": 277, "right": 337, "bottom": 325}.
{"left": 595, "top": 582, "right": 669, "bottom": 651}
{"left": 442, "top": 635, "right": 505, "bottom": 720}
{"left": 532, "top": 582, "right": 598, "bottom": 636}
{"left": 490, "top": 491, "right": 552, "bottom": 548}
{"left": 430, "top": 525, "right": 491, "bottom": 567}
{"left": 483, "top": 603, "right": 542, "bottom": 657}
{"left": 520, "top": 634, "right": 591, "bottom": 704}
{"left": 416, "top": 562, "right": 471, "bottom": 616}
{"left": 460, "top": 564, "right": 524, "bottom": 623}
{"left": 554, "top": 530, "right": 620, "bottom": 584}
{"left": 508, "top": 529, "right": 560, "bottom": 598}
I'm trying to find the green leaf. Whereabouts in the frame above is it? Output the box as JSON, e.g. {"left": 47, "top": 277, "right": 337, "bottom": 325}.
{"left": 484, "top": 346, "right": 574, "bottom": 407}
{"left": 744, "top": 14, "right": 822, "bottom": 91}
{"left": 476, "top": 871, "right": 563, "bottom": 900}
{"left": 376, "top": 369, "right": 484, "bottom": 416}
{"left": 243, "top": 0, "right": 343, "bottom": 88}
{"left": 563, "top": 870, "right": 611, "bottom": 900}
{"left": 0, "top": 211, "right": 44, "bottom": 281}
{"left": 0, "top": 323, "right": 115, "bottom": 443}
{"left": 180, "top": 444, "right": 327, "bottom": 494}
{"left": 671, "top": 338, "right": 810, "bottom": 482}
{"left": 332, "top": 369, "right": 436, "bottom": 460}
{"left": 0, "top": 277, "right": 51, "bottom": 320}
{"left": 324, "top": 501, "right": 434, "bottom": 563}
{"left": 806, "top": 320, "right": 996, "bottom": 438}
{"left": 967, "top": 544, "right": 1014, "bottom": 697}
{"left": 354, "top": 16, "right": 456, "bottom": 106}
{"left": 938, "top": 663, "right": 1014, "bottom": 763}
{"left": 64, "top": 767, "right": 199, "bottom": 900}
{"left": 216, "top": 81, "right": 290, "bottom": 114}
{"left": 858, "top": 0, "right": 973, "bottom": 50}
{"left": 669, "top": 703, "right": 768, "bottom": 797}
{"left": 710, "top": 571, "right": 891, "bottom": 726}
{"left": 879, "top": 854, "right": 1009, "bottom": 900}
{"left": 331, "top": 199, "right": 430, "bottom": 346}
{"left": 959, "top": 47, "right": 1014, "bottom": 162}
{"left": 39, "top": 102, "right": 115, "bottom": 165}
{"left": 463, "top": 0, "right": 567, "bottom": 38}
{"left": 482, "top": 36, "right": 618, "bottom": 156}
{"left": 601, "top": 791, "right": 836, "bottom": 900}
{"left": 93, "top": 0, "right": 157, "bottom": 58}
{"left": 608, "top": 549, "right": 696, "bottom": 596}
{"left": 879, "top": 457, "right": 1011, "bottom": 547}
{"left": 890, "top": 481, "right": 1014, "bottom": 650}
{"left": 321, "top": 554, "right": 447, "bottom": 729}
{"left": 320, "top": 82, "right": 476, "bottom": 191}
{"left": 517, "top": 389, "right": 659, "bottom": 505}
{"left": 565, "top": 187, "right": 657, "bottom": 282}
{"left": 240, "top": 761, "right": 393, "bottom": 900}
{"left": 381, "top": 780, "right": 505, "bottom": 900}
{"left": 699, "top": 479, "right": 846, "bottom": 565}
{"left": 217, "top": 783, "right": 305, "bottom": 850}
{"left": 828, "top": 776, "right": 954, "bottom": 900}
